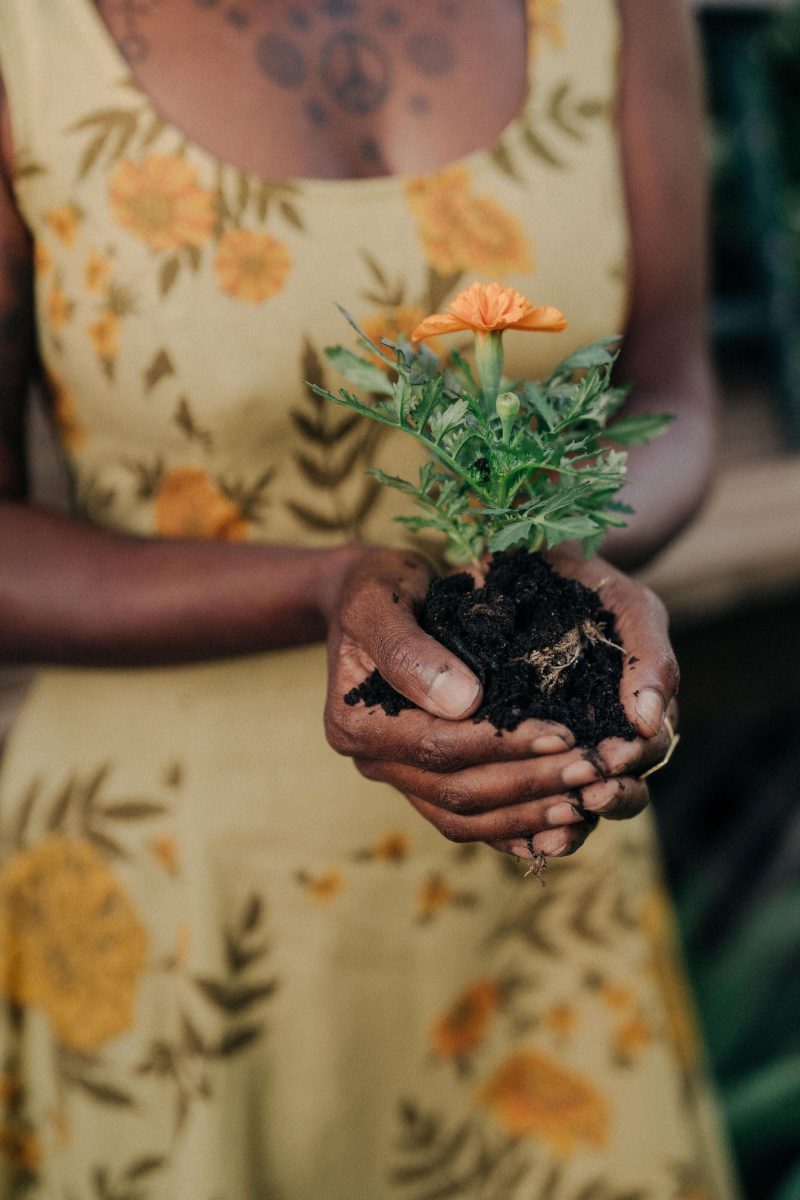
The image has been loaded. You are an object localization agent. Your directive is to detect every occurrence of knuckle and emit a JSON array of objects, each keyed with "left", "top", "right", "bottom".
[
  {"left": 433, "top": 812, "right": 470, "bottom": 843},
  {"left": 434, "top": 778, "right": 470, "bottom": 814},
  {"left": 323, "top": 708, "right": 354, "bottom": 757},
  {"left": 415, "top": 731, "right": 460, "bottom": 774}
]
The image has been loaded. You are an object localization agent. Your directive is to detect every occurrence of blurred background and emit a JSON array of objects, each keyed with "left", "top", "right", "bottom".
[
  {"left": 641, "top": 3, "right": 800, "bottom": 1198},
  {"left": 1, "top": 2, "right": 798, "bottom": 1196}
]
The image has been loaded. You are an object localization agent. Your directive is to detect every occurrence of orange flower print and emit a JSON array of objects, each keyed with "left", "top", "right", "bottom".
[
  {"left": 0, "top": 836, "right": 148, "bottom": 1051},
  {"left": 431, "top": 980, "right": 501, "bottom": 1059},
  {"left": 48, "top": 378, "right": 85, "bottom": 453},
  {"left": 642, "top": 886, "right": 701, "bottom": 1072},
  {"left": 417, "top": 872, "right": 454, "bottom": 919},
  {"left": 406, "top": 165, "right": 532, "bottom": 278},
  {"left": 598, "top": 981, "right": 635, "bottom": 1012},
  {"left": 0, "top": 1125, "right": 41, "bottom": 1172},
  {"left": 412, "top": 281, "right": 566, "bottom": 342},
  {"left": 613, "top": 1012, "right": 653, "bottom": 1062},
  {"left": 154, "top": 467, "right": 248, "bottom": 541},
  {"left": 527, "top": 0, "right": 564, "bottom": 55},
  {"left": 88, "top": 310, "right": 121, "bottom": 359},
  {"left": 214, "top": 229, "right": 291, "bottom": 303},
  {"left": 85, "top": 248, "right": 111, "bottom": 294},
  {"left": 45, "top": 282, "right": 74, "bottom": 332},
  {"left": 45, "top": 203, "right": 80, "bottom": 247},
  {"left": 372, "top": 831, "right": 411, "bottom": 863},
  {"left": 359, "top": 305, "right": 438, "bottom": 367},
  {"left": 480, "top": 1049, "right": 609, "bottom": 1156},
  {"left": 110, "top": 154, "right": 215, "bottom": 252},
  {"left": 541, "top": 1002, "right": 578, "bottom": 1041},
  {"left": 301, "top": 869, "right": 345, "bottom": 904},
  {"left": 34, "top": 241, "right": 53, "bottom": 276},
  {"left": 150, "top": 834, "right": 180, "bottom": 875}
]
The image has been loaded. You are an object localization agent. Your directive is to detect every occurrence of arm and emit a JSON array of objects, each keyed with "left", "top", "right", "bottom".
[
  {"left": 604, "top": 0, "right": 717, "bottom": 570},
  {"left": 0, "top": 79, "right": 365, "bottom": 667}
]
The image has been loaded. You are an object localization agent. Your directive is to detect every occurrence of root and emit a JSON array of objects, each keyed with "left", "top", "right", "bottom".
[
  {"left": 523, "top": 619, "right": 623, "bottom": 694},
  {"left": 523, "top": 852, "right": 547, "bottom": 884}
]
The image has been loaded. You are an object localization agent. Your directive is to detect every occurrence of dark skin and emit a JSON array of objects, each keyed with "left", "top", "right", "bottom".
[{"left": 0, "top": 0, "right": 705, "bottom": 862}]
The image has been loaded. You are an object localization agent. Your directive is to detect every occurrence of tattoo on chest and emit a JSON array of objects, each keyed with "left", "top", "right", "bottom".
[{"left": 100, "top": 0, "right": 463, "bottom": 166}]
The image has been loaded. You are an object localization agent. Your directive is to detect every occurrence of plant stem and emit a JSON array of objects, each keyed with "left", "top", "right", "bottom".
[{"left": 475, "top": 331, "right": 504, "bottom": 412}]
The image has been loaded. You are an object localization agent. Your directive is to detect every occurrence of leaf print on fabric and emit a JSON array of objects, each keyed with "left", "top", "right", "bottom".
[
  {"left": 88, "top": 310, "right": 121, "bottom": 359},
  {"left": 288, "top": 339, "right": 384, "bottom": 536},
  {"left": 47, "top": 375, "right": 86, "bottom": 453},
  {"left": 0, "top": 1056, "right": 41, "bottom": 1189},
  {"left": 480, "top": 1050, "right": 609, "bottom": 1156},
  {"left": 45, "top": 203, "right": 82, "bottom": 246},
  {"left": 213, "top": 229, "right": 291, "bottom": 304},
  {"left": 154, "top": 467, "right": 248, "bottom": 540},
  {"left": 67, "top": 100, "right": 166, "bottom": 183},
  {"left": 493, "top": 80, "right": 611, "bottom": 180},
  {"left": 109, "top": 154, "right": 215, "bottom": 252},
  {"left": 406, "top": 165, "right": 533, "bottom": 279},
  {"left": 0, "top": 837, "right": 148, "bottom": 1051}
]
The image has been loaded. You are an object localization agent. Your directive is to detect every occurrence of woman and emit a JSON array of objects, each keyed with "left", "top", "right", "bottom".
[{"left": 0, "top": 0, "right": 736, "bottom": 1196}]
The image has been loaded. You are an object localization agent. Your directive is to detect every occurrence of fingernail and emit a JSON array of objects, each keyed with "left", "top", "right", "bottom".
[
  {"left": 634, "top": 688, "right": 665, "bottom": 737},
  {"left": 429, "top": 669, "right": 481, "bottom": 719},
  {"left": 532, "top": 734, "right": 571, "bottom": 754},
  {"left": 533, "top": 830, "right": 572, "bottom": 856},
  {"left": 508, "top": 840, "right": 535, "bottom": 860},
  {"left": 546, "top": 802, "right": 583, "bottom": 826},
  {"left": 562, "top": 760, "right": 600, "bottom": 787}
]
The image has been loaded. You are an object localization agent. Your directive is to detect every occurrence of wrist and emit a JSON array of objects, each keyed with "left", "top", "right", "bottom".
[{"left": 313, "top": 542, "right": 374, "bottom": 629}]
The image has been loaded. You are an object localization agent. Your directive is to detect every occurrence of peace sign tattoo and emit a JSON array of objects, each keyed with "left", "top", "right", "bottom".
[{"left": 320, "top": 30, "right": 391, "bottom": 115}]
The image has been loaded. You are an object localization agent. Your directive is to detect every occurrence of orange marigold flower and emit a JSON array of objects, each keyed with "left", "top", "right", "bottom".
[
  {"left": 45, "top": 282, "right": 74, "bottom": 332},
  {"left": 88, "top": 310, "right": 121, "bottom": 358},
  {"left": 527, "top": 0, "right": 565, "bottom": 54},
  {"left": 480, "top": 1049, "right": 609, "bottom": 1156},
  {"left": 150, "top": 834, "right": 180, "bottom": 875},
  {"left": 154, "top": 467, "right": 248, "bottom": 541},
  {"left": 0, "top": 836, "right": 148, "bottom": 1051},
  {"left": 406, "top": 166, "right": 532, "bottom": 277},
  {"left": 109, "top": 154, "right": 215, "bottom": 252},
  {"left": 305, "top": 869, "right": 345, "bottom": 904},
  {"left": 372, "top": 831, "right": 411, "bottom": 863},
  {"left": 214, "top": 228, "right": 291, "bottom": 303},
  {"left": 614, "top": 1012, "right": 653, "bottom": 1061},
  {"left": 431, "top": 979, "right": 501, "bottom": 1059},
  {"left": 412, "top": 281, "right": 566, "bottom": 343},
  {"left": 45, "top": 204, "right": 80, "bottom": 246},
  {"left": 85, "top": 248, "right": 111, "bottom": 294},
  {"left": 598, "top": 981, "right": 635, "bottom": 1012}
]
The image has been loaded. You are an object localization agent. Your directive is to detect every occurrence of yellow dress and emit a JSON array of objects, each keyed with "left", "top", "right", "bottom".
[{"left": 0, "top": 2, "right": 740, "bottom": 1196}]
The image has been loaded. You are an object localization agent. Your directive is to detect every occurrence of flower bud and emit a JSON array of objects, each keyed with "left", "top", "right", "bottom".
[{"left": 495, "top": 392, "right": 520, "bottom": 421}]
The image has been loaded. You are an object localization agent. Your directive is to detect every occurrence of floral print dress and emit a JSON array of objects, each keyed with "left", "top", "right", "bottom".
[{"left": 0, "top": 1, "right": 740, "bottom": 1197}]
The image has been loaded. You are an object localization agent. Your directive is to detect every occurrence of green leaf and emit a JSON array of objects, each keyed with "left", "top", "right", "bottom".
[
  {"left": 428, "top": 398, "right": 469, "bottom": 444},
  {"left": 549, "top": 338, "right": 620, "bottom": 377},
  {"left": 324, "top": 346, "right": 394, "bottom": 396},
  {"left": 368, "top": 468, "right": 420, "bottom": 495},
  {"left": 522, "top": 382, "right": 559, "bottom": 430},
  {"left": 489, "top": 520, "right": 536, "bottom": 551},
  {"left": 605, "top": 412, "right": 674, "bottom": 444}
]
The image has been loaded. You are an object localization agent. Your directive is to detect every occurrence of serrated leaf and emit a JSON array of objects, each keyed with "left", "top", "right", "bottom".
[
  {"left": 489, "top": 520, "right": 535, "bottom": 552},
  {"left": 368, "top": 468, "right": 419, "bottom": 495},
  {"left": 428, "top": 398, "right": 469, "bottom": 443},
  {"left": 605, "top": 412, "right": 674, "bottom": 444},
  {"left": 550, "top": 339, "right": 619, "bottom": 376},
  {"left": 324, "top": 346, "right": 393, "bottom": 396}
]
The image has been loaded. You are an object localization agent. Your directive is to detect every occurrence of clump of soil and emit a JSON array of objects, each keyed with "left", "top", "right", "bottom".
[{"left": 345, "top": 550, "right": 636, "bottom": 747}]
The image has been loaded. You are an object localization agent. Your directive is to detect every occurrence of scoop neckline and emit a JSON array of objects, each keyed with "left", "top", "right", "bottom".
[{"left": 78, "top": 0, "right": 535, "bottom": 195}]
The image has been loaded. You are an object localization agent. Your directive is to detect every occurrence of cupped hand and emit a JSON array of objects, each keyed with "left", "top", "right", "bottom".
[{"left": 324, "top": 547, "right": 614, "bottom": 863}]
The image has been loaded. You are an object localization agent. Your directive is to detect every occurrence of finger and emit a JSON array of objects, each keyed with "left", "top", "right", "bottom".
[
  {"left": 355, "top": 746, "right": 604, "bottom": 814},
  {"left": 403, "top": 790, "right": 592, "bottom": 845},
  {"left": 571, "top": 775, "right": 650, "bottom": 820},
  {"left": 325, "top": 700, "right": 575, "bottom": 770},
  {"left": 594, "top": 719, "right": 672, "bottom": 778},
  {"left": 491, "top": 820, "right": 595, "bottom": 861},
  {"left": 341, "top": 560, "right": 483, "bottom": 721}
]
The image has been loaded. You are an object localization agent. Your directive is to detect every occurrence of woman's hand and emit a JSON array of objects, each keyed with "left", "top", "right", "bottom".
[{"left": 323, "top": 548, "right": 678, "bottom": 864}]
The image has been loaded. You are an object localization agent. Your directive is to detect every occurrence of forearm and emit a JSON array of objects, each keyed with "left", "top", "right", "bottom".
[
  {"left": 602, "top": 355, "right": 719, "bottom": 570},
  {"left": 0, "top": 502, "right": 365, "bottom": 666}
]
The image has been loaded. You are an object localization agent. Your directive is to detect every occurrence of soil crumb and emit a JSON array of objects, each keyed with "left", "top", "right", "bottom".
[{"left": 345, "top": 550, "right": 636, "bottom": 747}]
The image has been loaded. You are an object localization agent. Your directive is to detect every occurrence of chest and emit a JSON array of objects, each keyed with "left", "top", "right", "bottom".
[{"left": 93, "top": 0, "right": 530, "bottom": 180}]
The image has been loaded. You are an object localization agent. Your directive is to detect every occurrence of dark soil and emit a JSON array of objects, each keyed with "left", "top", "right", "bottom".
[{"left": 345, "top": 550, "right": 636, "bottom": 747}]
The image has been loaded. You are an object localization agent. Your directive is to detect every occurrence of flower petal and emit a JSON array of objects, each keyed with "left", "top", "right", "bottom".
[
  {"left": 513, "top": 305, "right": 568, "bottom": 332},
  {"left": 411, "top": 312, "right": 468, "bottom": 342}
]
